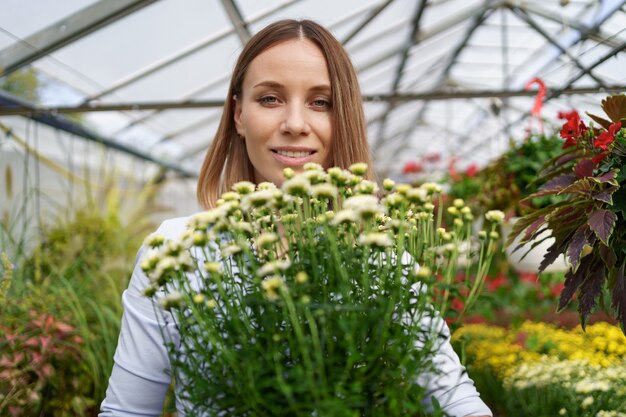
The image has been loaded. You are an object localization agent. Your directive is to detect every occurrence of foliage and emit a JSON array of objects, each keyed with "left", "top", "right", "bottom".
[
  {"left": 508, "top": 95, "right": 626, "bottom": 332},
  {"left": 142, "top": 163, "right": 501, "bottom": 417},
  {"left": 446, "top": 134, "right": 565, "bottom": 217},
  {"left": 0, "top": 68, "right": 39, "bottom": 101},
  {"left": 0, "top": 175, "right": 165, "bottom": 416},
  {"left": 452, "top": 321, "right": 626, "bottom": 417}
]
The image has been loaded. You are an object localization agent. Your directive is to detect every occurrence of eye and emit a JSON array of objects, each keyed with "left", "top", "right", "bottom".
[
  {"left": 258, "top": 96, "right": 279, "bottom": 105},
  {"left": 311, "top": 98, "right": 331, "bottom": 109}
]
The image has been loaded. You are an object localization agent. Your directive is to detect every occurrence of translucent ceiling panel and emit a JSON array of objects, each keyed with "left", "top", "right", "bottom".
[
  {"left": 38, "top": 0, "right": 230, "bottom": 98},
  {"left": 110, "top": 34, "right": 240, "bottom": 102},
  {"left": 0, "top": 0, "right": 100, "bottom": 44}
]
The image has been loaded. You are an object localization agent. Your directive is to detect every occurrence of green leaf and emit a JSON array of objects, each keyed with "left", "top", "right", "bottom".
[{"left": 587, "top": 209, "right": 616, "bottom": 245}]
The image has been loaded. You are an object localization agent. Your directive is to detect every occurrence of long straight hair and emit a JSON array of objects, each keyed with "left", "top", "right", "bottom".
[{"left": 197, "top": 19, "right": 374, "bottom": 209}]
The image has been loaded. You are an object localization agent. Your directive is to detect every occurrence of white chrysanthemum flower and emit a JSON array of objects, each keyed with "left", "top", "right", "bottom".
[
  {"left": 355, "top": 180, "right": 379, "bottom": 195},
  {"left": 221, "top": 191, "right": 240, "bottom": 201},
  {"left": 358, "top": 232, "right": 392, "bottom": 248},
  {"left": 296, "top": 271, "right": 308, "bottom": 283},
  {"left": 302, "top": 169, "right": 328, "bottom": 184},
  {"left": 582, "top": 396, "right": 594, "bottom": 408},
  {"left": 304, "top": 162, "right": 323, "bottom": 171},
  {"left": 241, "top": 189, "right": 277, "bottom": 211},
  {"left": 257, "top": 182, "right": 277, "bottom": 190},
  {"left": 158, "top": 291, "right": 183, "bottom": 310},
  {"left": 382, "top": 178, "right": 395, "bottom": 191},
  {"left": 232, "top": 221, "right": 253, "bottom": 235},
  {"left": 327, "top": 167, "right": 351, "bottom": 185},
  {"left": 331, "top": 209, "right": 360, "bottom": 225},
  {"left": 405, "top": 187, "right": 428, "bottom": 203},
  {"left": 232, "top": 181, "right": 255, "bottom": 194},
  {"left": 447, "top": 206, "right": 459, "bottom": 216},
  {"left": 143, "top": 233, "right": 165, "bottom": 248},
  {"left": 257, "top": 259, "right": 291, "bottom": 277},
  {"left": 206, "top": 299, "right": 218, "bottom": 309},
  {"left": 420, "top": 182, "right": 442, "bottom": 194},
  {"left": 188, "top": 208, "right": 227, "bottom": 230},
  {"left": 204, "top": 261, "right": 222, "bottom": 274},
  {"left": 193, "top": 293, "right": 205, "bottom": 304},
  {"left": 282, "top": 176, "right": 311, "bottom": 196},
  {"left": 344, "top": 194, "right": 380, "bottom": 211},
  {"left": 382, "top": 192, "right": 405, "bottom": 209},
  {"left": 453, "top": 198, "right": 465, "bottom": 208},
  {"left": 261, "top": 276, "right": 286, "bottom": 301},
  {"left": 140, "top": 249, "right": 161, "bottom": 272},
  {"left": 221, "top": 244, "right": 242, "bottom": 258},
  {"left": 311, "top": 183, "right": 338, "bottom": 199},
  {"left": 485, "top": 209, "right": 505, "bottom": 223},
  {"left": 343, "top": 194, "right": 385, "bottom": 220},
  {"left": 255, "top": 232, "right": 278, "bottom": 249},
  {"left": 283, "top": 167, "right": 295, "bottom": 179},
  {"left": 348, "top": 162, "right": 368, "bottom": 175}
]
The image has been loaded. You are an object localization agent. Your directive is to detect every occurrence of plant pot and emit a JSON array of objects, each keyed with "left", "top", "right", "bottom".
[{"left": 502, "top": 217, "right": 569, "bottom": 274}]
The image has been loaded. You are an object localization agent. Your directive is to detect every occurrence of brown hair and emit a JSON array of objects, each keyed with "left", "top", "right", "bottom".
[{"left": 197, "top": 19, "right": 374, "bottom": 208}]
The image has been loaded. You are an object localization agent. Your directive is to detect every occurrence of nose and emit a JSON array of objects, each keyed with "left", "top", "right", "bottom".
[{"left": 281, "top": 103, "right": 310, "bottom": 136}]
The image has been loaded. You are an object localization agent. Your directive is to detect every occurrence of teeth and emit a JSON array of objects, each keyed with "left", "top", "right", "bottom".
[{"left": 275, "top": 150, "right": 313, "bottom": 158}]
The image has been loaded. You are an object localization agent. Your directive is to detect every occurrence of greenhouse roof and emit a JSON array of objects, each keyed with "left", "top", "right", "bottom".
[{"left": 1, "top": 0, "right": 625, "bottom": 181}]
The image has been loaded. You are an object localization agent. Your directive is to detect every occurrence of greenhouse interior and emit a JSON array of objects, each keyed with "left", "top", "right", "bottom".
[{"left": 1, "top": 0, "right": 626, "bottom": 416}]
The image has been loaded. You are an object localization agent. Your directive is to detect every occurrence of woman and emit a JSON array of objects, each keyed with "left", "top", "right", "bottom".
[{"left": 100, "top": 19, "right": 492, "bottom": 417}]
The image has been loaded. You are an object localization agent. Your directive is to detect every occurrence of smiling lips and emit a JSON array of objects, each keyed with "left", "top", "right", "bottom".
[{"left": 271, "top": 147, "right": 317, "bottom": 165}]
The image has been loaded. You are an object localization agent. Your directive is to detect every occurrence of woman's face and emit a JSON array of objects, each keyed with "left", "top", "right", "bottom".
[{"left": 234, "top": 39, "right": 333, "bottom": 186}]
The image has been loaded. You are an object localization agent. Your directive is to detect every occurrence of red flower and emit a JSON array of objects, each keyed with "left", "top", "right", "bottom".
[
  {"left": 557, "top": 110, "right": 579, "bottom": 120},
  {"left": 486, "top": 273, "right": 507, "bottom": 292},
  {"left": 593, "top": 121, "right": 621, "bottom": 151},
  {"left": 519, "top": 271, "right": 539, "bottom": 286},
  {"left": 402, "top": 161, "right": 423, "bottom": 174},
  {"left": 559, "top": 111, "right": 587, "bottom": 147},
  {"left": 592, "top": 152, "right": 609, "bottom": 164},
  {"left": 465, "top": 163, "right": 479, "bottom": 177}
]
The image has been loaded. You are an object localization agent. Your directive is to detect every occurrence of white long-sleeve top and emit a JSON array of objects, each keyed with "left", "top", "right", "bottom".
[{"left": 100, "top": 216, "right": 492, "bottom": 417}]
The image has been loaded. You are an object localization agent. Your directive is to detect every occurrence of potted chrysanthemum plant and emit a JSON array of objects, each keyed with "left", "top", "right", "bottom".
[
  {"left": 507, "top": 94, "right": 626, "bottom": 332},
  {"left": 141, "top": 163, "right": 501, "bottom": 417}
]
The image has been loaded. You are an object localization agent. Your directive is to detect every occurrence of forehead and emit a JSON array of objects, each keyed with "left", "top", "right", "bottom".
[{"left": 243, "top": 39, "right": 330, "bottom": 86}]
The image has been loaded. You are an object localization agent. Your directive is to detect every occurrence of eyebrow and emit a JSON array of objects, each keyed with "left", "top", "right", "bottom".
[{"left": 252, "top": 80, "right": 331, "bottom": 92}]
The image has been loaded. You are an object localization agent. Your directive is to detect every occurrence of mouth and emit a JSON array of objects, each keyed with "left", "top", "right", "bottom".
[{"left": 270, "top": 147, "right": 317, "bottom": 166}]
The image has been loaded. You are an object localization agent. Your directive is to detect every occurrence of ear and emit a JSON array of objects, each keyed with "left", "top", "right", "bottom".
[{"left": 233, "top": 95, "right": 244, "bottom": 137}]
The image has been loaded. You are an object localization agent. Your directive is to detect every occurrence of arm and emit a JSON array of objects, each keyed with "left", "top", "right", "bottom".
[
  {"left": 100, "top": 218, "right": 189, "bottom": 417},
  {"left": 99, "top": 245, "right": 177, "bottom": 416},
  {"left": 416, "top": 317, "right": 492, "bottom": 417}
]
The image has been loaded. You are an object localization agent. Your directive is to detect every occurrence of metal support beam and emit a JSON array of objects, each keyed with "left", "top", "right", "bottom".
[
  {"left": 375, "top": 2, "right": 498, "bottom": 153},
  {"left": 374, "top": 0, "right": 428, "bottom": 148},
  {"left": 80, "top": 0, "right": 301, "bottom": 103},
  {"left": 3, "top": 85, "right": 626, "bottom": 116},
  {"left": 220, "top": 0, "right": 251, "bottom": 45},
  {"left": 0, "top": 0, "right": 158, "bottom": 76},
  {"left": 511, "top": 0, "right": 625, "bottom": 49},
  {"left": 343, "top": 0, "right": 395, "bottom": 45},
  {"left": 0, "top": 90, "right": 196, "bottom": 177},
  {"left": 510, "top": 6, "right": 608, "bottom": 88}
]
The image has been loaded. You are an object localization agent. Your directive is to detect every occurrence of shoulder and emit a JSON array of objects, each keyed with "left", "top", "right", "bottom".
[{"left": 154, "top": 215, "right": 193, "bottom": 240}]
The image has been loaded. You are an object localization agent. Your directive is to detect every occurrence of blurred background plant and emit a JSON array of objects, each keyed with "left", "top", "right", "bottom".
[
  {"left": 452, "top": 321, "right": 626, "bottom": 417},
  {"left": 0, "top": 170, "right": 168, "bottom": 416},
  {"left": 445, "top": 131, "right": 565, "bottom": 219}
]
